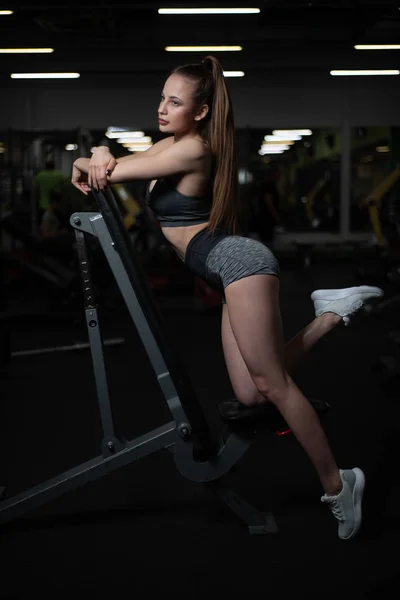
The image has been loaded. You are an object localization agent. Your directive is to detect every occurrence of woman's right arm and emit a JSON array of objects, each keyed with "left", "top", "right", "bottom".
[{"left": 88, "top": 136, "right": 174, "bottom": 189}]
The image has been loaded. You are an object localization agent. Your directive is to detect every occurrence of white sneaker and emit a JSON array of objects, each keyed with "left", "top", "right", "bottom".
[
  {"left": 321, "top": 468, "right": 365, "bottom": 540},
  {"left": 311, "top": 285, "right": 384, "bottom": 325}
]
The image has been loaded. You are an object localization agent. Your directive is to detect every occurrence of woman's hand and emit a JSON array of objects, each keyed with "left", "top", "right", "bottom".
[
  {"left": 89, "top": 146, "right": 117, "bottom": 190},
  {"left": 71, "top": 163, "right": 91, "bottom": 195}
]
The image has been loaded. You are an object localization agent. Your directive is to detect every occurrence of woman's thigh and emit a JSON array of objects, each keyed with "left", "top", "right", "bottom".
[
  {"left": 224, "top": 273, "right": 288, "bottom": 396},
  {"left": 221, "top": 304, "right": 265, "bottom": 406}
]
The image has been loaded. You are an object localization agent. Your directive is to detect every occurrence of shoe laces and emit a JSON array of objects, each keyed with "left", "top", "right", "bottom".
[
  {"left": 352, "top": 300, "right": 364, "bottom": 312},
  {"left": 343, "top": 299, "right": 364, "bottom": 326},
  {"left": 322, "top": 496, "right": 345, "bottom": 522}
]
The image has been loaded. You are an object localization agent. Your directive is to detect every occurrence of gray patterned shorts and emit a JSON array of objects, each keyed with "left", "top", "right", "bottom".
[{"left": 184, "top": 229, "right": 280, "bottom": 303}]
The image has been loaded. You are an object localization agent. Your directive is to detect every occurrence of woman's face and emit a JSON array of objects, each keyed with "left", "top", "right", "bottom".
[{"left": 158, "top": 74, "right": 204, "bottom": 135}]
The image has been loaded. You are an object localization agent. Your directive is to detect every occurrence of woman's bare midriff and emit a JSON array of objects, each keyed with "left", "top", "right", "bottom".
[
  {"left": 160, "top": 222, "right": 210, "bottom": 262},
  {"left": 148, "top": 159, "right": 212, "bottom": 261}
]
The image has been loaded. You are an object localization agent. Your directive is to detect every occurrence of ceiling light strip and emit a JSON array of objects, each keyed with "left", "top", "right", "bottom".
[
  {"left": 0, "top": 48, "right": 54, "bottom": 53},
  {"left": 10, "top": 72, "right": 80, "bottom": 79},
  {"left": 223, "top": 71, "right": 245, "bottom": 77},
  {"left": 106, "top": 130, "right": 145, "bottom": 138},
  {"left": 330, "top": 69, "right": 399, "bottom": 76},
  {"left": 165, "top": 45, "right": 242, "bottom": 52},
  {"left": 159, "top": 8, "right": 260, "bottom": 14},
  {"left": 272, "top": 129, "right": 312, "bottom": 136},
  {"left": 354, "top": 45, "right": 400, "bottom": 50}
]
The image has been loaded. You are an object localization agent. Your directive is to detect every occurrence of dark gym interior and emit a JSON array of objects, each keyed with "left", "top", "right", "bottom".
[{"left": 1, "top": 1, "right": 400, "bottom": 597}]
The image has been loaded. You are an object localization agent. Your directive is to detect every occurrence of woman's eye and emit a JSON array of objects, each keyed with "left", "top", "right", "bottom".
[{"left": 171, "top": 100, "right": 179, "bottom": 106}]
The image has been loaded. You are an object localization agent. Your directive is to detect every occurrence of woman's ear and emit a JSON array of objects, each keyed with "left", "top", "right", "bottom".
[{"left": 194, "top": 104, "right": 209, "bottom": 122}]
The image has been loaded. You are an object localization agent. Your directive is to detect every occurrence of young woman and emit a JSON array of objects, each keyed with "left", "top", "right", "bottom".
[{"left": 72, "top": 55, "right": 383, "bottom": 540}]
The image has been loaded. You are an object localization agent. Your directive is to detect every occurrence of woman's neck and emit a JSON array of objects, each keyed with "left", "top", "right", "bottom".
[{"left": 174, "top": 129, "right": 203, "bottom": 144}]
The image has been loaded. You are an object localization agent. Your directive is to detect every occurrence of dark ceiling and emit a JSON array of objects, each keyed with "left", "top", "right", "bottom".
[{"left": 1, "top": 1, "right": 400, "bottom": 78}]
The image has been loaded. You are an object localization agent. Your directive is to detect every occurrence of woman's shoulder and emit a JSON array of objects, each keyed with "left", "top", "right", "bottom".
[
  {"left": 152, "top": 136, "right": 175, "bottom": 152},
  {"left": 174, "top": 137, "right": 210, "bottom": 160}
]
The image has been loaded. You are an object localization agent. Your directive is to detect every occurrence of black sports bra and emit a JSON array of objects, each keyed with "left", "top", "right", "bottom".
[{"left": 146, "top": 178, "right": 211, "bottom": 227}]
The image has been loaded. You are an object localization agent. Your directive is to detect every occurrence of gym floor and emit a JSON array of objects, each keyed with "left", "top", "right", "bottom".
[{"left": 1, "top": 256, "right": 399, "bottom": 598}]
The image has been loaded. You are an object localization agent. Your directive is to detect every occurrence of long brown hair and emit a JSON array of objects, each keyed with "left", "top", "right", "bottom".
[{"left": 171, "top": 56, "right": 240, "bottom": 234}]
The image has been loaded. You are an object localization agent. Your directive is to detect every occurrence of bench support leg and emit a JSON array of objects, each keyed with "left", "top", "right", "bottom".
[{"left": 205, "top": 479, "right": 278, "bottom": 534}]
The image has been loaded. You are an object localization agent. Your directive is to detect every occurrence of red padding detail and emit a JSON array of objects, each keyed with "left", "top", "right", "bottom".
[{"left": 276, "top": 428, "right": 292, "bottom": 437}]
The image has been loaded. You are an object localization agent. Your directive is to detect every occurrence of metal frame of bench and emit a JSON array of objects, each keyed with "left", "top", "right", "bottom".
[{"left": 0, "top": 186, "right": 278, "bottom": 534}]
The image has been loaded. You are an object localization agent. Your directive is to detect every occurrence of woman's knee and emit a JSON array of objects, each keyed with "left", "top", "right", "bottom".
[
  {"left": 252, "top": 372, "right": 291, "bottom": 406},
  {"left": 235, "top": 388, "right": 267, "bottom": 407}
]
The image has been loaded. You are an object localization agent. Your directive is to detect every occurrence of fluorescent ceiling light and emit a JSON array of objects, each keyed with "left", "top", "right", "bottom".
[
  {"left": 159, "top": 8, "right": 260, "bottom": 14},
  {"left": 259, "top": 148, "right": 285, "bottom": 155},
  {"left": 223, "top": 71, "right": 245, "bottom": 77},
  {"left": 330, "top": 69, "right": 399, "bottom": 76},
  {"left": 106, "top": 130, "right": 145, "bottom": 138},
  {"left": 0, "top": 48, "right": 54, "bottom": 53},
  {"left": 118, "top": 135, "right": 151, "bottom": 143},
  {"left": 127, "top": 145, "right": 152, "bottom": 152},
  {"left": 130, "top": 135, "right": 153, "bottom": 144},
  {"left": 355, "top": 45, "right": 400, "bottom": 50},
  {"left": 165, "top": 45, "right": 242, "bottom": 52},
  {"left": 10, "top": 72, "right": 80, "bottom": 79},
  {"left": 376, "top": 146, "right": 390, "bottom": 152},
  {"left": 0, "top": 10, "right": 13, "bottom": 15},
  {"left": 265, "top": 134, "right": 301, "bottom": 142},
  {"left": 118, "top": 136, "right": 152, "bottom": 144},
  {"left": 261, "top": 144, "right": 290, "bottom": 151},
  {"left": 272, "top": 129, "right": 312, "bottom": 136},
  {"left": 263, "top": 139, "right": 294, "bottom": 145}
]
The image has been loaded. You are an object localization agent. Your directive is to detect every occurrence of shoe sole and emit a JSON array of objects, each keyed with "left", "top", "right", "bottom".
[
  {"left": 342, "top": 467, "right": 366, "bottom": 540},
  {"left": 311, "top": 286, "right": 384, "bottom": 301}
]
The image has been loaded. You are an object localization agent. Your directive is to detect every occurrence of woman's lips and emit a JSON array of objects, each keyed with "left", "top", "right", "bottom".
[{"left": 158, "top": 119, "right": 168, "bottom": 125}]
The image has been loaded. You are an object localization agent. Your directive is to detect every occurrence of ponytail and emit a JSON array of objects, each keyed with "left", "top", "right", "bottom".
[
  {"left": 201, "top": 56, "right": 240, "bottom": 235},
  {"left": 172, "top": 56, "right": 241, "bottom": 235}
]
